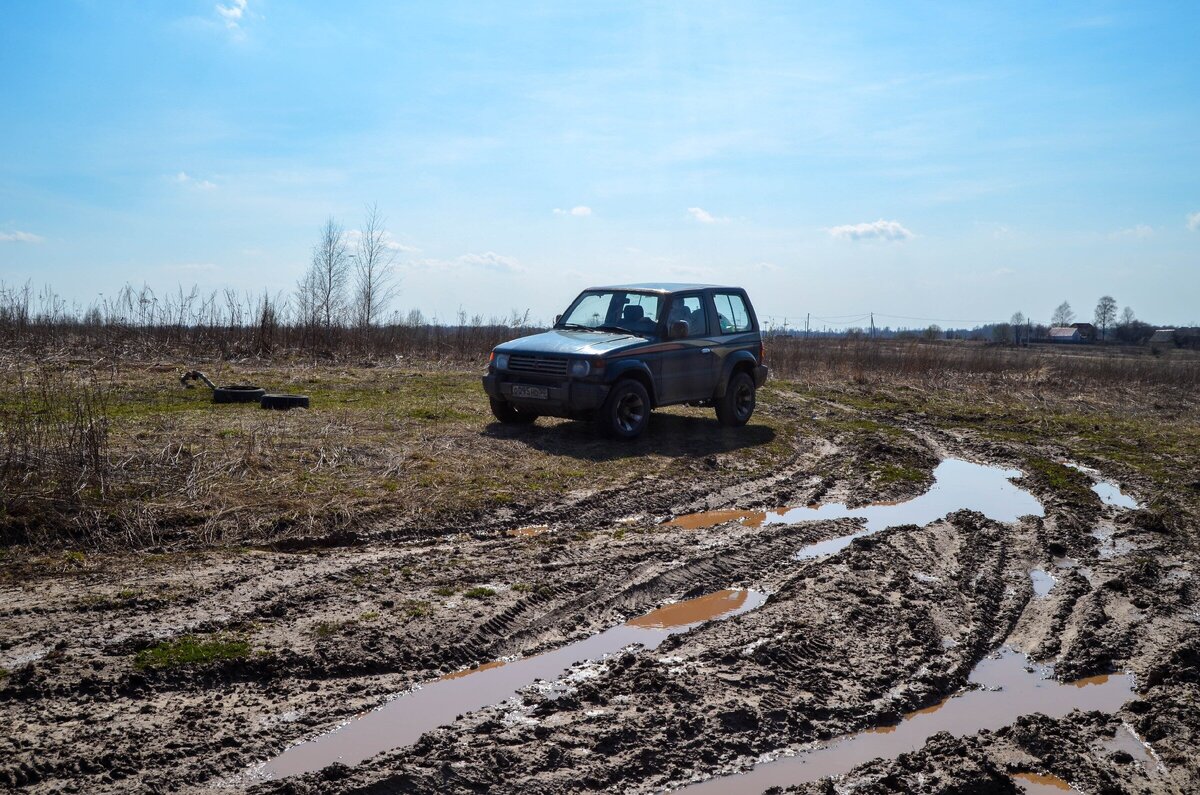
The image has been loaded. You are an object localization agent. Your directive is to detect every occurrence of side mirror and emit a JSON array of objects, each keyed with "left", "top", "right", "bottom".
[
  {"left": 669, "top": 320, "right": 690, "bottom": 340},
  {"left": 554, "top": 314, "right": 562, "bottom": 325}
]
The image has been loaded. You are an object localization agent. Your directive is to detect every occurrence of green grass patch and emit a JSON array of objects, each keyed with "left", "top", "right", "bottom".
[
  {"left": 1025, "top": 457, "right": 1093, "bottom": 497},
  {"left": 134, "top": 635, "right": 249, "bottom": 670},
  {"left": 463, "top": 586, "right": 496, "bottom": 600},
  {"left": 398, "top": 599, "right": 431, "bottom": 618},
  {"left": 433, "top": 585, "right": 456, "bottom": 597},
  {"left": 872, "top": 463, "right": 928, "bottom": 484}
]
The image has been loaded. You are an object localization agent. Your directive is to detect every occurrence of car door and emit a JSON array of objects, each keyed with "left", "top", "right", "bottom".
[
  {"left": 709, "top": 290, "right": 756, "bottom": 389},
  {"left": 658, "top": 293, "right": 717, "bottom": 403}
]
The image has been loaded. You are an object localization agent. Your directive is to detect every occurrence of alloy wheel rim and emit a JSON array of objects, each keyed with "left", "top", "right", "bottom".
[
  {"left": 616, "top": 393, "right": 645, "bottom": 433},
  {"left": 735, "top": 384, "right": 754, "bottom": 418}
]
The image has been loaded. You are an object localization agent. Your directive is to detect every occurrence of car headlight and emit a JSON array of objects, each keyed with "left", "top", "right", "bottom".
[
  {"left": 494, "top": 353, "right": 509, "bottom": 370},
  {"left": 569, "top": 359, "right": 591, "bottom": 378}
]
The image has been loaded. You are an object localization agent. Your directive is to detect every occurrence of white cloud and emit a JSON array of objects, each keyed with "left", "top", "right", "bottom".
[
  {"left": 687, "top": 207, "right": 728, "bottom": 224},
  {"left": 215, "top": 0, "right": 248, "bottom": 31},
  {"left": 0, "top": 230, "right": 44, "bottom": 243},
  {"left": 1188, "top": 211, "right": 1200, "bottom": 231},
  {"left": 553, "top": 206, "right": 592, "bottom": 217},
  {"left": 175, "top": 171, "right": 216, "bottom": 190},
  {"left": 828, "top": 219, "right": 913, "bottom": 241},
  {"left": 458, "top": 251, "right": 522, "bottom": 272},
  {"left": 1110, "top": 224, "right": 1153, "bottom": 239},
  {"left": 345, "top": 229, "right": 419, "bottom": 253}
]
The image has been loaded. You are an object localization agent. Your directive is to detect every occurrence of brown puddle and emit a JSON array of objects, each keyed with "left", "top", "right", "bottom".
[
  {"left": 508, "top": 524, "right": 551, "bottom": 538},
  {"left": 628, "top": 590, "right": 752, "bottom": 628},
  {"left": 666, "top": 460, "right": 1044, "bottom": 562},
  {"left": 667, "top": 510, "right": 767, "bottom": 530},
  {"left": 677, "top": 647, "right": 1133, "bottom": 793},
  {"left": 252, "top": 588, "right": 767, "bottom": 781},
  {"left": 1011, "top": 771, "right": 1079, "bottom": 794}
]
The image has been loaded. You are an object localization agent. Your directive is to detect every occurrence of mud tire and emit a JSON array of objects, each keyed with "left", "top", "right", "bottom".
[
  {"left": 596, "top": 379, "right": 651, "bottom": 439},
  {"left": 490, "top": 398, "right": 538, "bottom": 424},
  {"left": 260, "top": 393, "right": 310, "bottom": 410},
  {"left": 715, "top": 371, "right": 755, "bottom": 426},
  {"left": 212, "top": 385, "right": 266, "bottom": 404}
]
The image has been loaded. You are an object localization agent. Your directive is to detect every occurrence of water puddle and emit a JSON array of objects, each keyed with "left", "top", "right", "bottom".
[
  {"left": 676, "top": 647, "right": 1133, "bottom": 794},
  {"left": 1030, "top": 568, "right": 1056, "bottom": 598},
  {"left": 1064, "top": 462, "right": 1142, "bottom": 509},
  {"left": 1012, "top": 771, "right": 1079, "bottom": 794},
  {"left": 667, "top": 460, "right": 1043, "bottom": 561},
  {"left": 1091, "top": 482, "right": 1141, "bottom": 510},
  {"left": 667, "top": 509, "right": 767, "bottom": 530},
  {"left": 1102, "top": 723, "right": 1162, "bottom": 775},
  {"left": 508, "top": 524, "right": 551, "bottom": 538},
  {"left": 252, "top": 589, "right": 767, "bottom": 781}
]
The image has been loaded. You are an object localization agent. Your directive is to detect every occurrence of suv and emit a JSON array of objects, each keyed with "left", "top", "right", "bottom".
[{"left": 482, "top": 283, "right": 768, "bottom": 438}]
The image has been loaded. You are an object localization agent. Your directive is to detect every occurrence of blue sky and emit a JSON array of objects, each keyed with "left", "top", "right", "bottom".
[{"left": 1, "top": 1, "right": 1198, "bottom": 327}]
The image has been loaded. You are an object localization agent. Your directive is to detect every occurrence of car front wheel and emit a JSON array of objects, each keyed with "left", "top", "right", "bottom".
[
  {"left": 490, "top": 398, "right": 538, "bottom": 424},
  {"left": 715, "top": 371, "right": 756, "bottom": 426},
  {"left": 597, "top": 379, "right": 650, "bottom": 439}
]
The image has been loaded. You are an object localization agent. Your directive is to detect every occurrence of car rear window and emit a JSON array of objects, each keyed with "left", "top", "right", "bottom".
[{"left": 714, "top": 293, "right": 752, "bottom": 333}]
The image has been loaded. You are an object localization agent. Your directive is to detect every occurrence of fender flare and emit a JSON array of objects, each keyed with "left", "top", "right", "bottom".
[
  {"left": 605, "top": 360, "right": 658, "bottom": 406},
  {"left": 714, "top": 350, "right": 758, "bottom": 398}
]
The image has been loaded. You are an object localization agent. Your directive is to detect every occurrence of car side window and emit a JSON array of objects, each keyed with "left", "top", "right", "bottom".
[
  {"left": 714, "top": 293, "right": 752, "bottom": 334},
  {"left": 666, "top": 295, "right": 708, "bottom": 337}
]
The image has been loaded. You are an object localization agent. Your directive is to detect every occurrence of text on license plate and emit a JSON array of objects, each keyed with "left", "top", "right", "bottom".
[{"left": 511, "top": 384, "right": 549, "bottom": 400}]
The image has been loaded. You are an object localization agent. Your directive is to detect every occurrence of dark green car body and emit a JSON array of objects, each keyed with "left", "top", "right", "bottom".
[{"left": 482, "top": 283, "right": 768, "bottom": 435}]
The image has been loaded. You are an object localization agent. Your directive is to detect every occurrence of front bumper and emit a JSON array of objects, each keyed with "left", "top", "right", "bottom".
[{"left": 482, "top": 373, "right": 610, "bottom": 417}]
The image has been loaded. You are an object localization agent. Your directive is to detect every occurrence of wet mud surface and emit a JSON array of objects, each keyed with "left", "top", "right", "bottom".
[{"left": 2, "top": 386, "right": 1199, "bottom": 794}]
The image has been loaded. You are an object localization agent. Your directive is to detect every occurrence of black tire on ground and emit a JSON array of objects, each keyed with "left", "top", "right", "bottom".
[
  {"left": 260, "top": 393, "right": 311, "bottom": 410},
  {"left": 489, "top": 398, "right": 538, "bottom": 424},
  {"left": 596, "top": 378, "right": 651, "bottom": 439},
  {"left": 715, "top": 371, "right": 756, "bottom": 426},
  {"left": 212, "top": 385, "right": 266, "bottom": 404}
]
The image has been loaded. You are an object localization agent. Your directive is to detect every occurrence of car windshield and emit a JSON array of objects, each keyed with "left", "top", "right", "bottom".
[{"left": 557, "top": 291, "right": 661, "bottom": 336}]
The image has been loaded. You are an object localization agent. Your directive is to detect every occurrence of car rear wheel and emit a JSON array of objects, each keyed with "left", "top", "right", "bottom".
[
  {"left": 490, "top": 398, "right": 538, "bottom": 424},
  {"left": 715, "top": 371, "right": 756, "bottom": 426},
  {"left": 597, "top": 379, "right": 650, "bottom": 439}
]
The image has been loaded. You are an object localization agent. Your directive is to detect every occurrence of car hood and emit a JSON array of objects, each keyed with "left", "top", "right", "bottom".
[{"left": 496, "top": 329, "right": 649, "bottom": 357}]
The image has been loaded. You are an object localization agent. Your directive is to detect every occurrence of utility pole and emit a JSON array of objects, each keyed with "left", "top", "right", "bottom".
[
  {"left": 805, "top": 313, "right": 810, "bottom": 340},
  {"left": 870, "top": 312, "right": 876, "bottom": 340}
]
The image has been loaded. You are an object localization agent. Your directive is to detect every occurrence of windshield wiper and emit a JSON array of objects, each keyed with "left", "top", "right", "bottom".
[
  {"left": 558, "top": 322, "right": 604, "bottom": 332},
  {"left": 596, "top": 324, "right": 646, "bottom": 337}
]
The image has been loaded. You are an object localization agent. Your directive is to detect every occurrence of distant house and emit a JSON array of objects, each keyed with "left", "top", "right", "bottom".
[
  {"left": 1070, "top": 322, "right": 1098, "bottom": 341},
  {"left": 1149, "top": 328, "right": 1176, "bottom": 345},
  {"left": 1048, "top": 327, "right": 1084, "bottom": 343},
  {"left": 1151, "top": 328, "right": 1200, "bottom": 349}
]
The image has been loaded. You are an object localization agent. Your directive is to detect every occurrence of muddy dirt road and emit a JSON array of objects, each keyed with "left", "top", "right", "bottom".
[{"left": 2, "top": 381, "right": 1198, "bottom": 794}]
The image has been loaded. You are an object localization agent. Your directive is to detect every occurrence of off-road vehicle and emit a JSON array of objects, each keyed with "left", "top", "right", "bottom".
[{"left": 482, "top": 283, "right": 768, "bottom": 438}]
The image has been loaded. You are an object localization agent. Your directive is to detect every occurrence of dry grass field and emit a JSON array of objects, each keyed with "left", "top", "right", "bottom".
[{"left": 2, "top": 339, "right": 1199, "bottom": 794}]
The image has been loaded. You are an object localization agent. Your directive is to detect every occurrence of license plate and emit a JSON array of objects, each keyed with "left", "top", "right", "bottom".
[{"left": 511, "top": 384, "right": 549, "bottom": 400}]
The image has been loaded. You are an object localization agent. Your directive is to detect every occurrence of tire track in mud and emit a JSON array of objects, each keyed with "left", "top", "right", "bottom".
[{"left": 244, "top": 511, "right": 1033, "bottom": 795}]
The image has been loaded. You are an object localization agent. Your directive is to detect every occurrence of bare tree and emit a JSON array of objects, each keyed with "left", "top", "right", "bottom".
[
  {"left": 306, "top": 217, "right": 350, "bottom": 334},
  {"left": 1051, "top": 301, "right": 1074, "bottom": 327},
  {"left": 1120, "top": 306, "right": 1136, "bottom": 328},
  {"left": 352, "top": 204, "right": 399, "bottom": 331},
  {"left": 1011, "top": 311, "right": 1025, "bottom": 345},
  {"left": 1094, "top": 295, "right": 1117, "bottom": 341}
]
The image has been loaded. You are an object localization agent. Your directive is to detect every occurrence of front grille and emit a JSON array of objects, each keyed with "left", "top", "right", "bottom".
[{"left": 508, "top": 354, "right": 569, "bottom": 376}]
